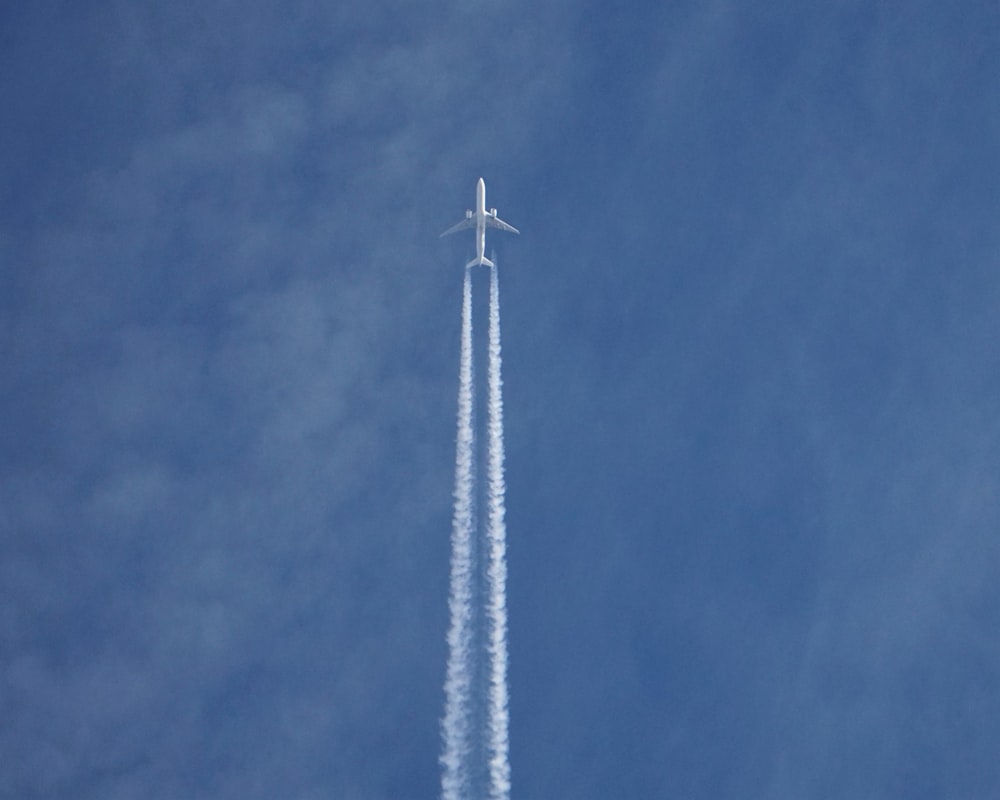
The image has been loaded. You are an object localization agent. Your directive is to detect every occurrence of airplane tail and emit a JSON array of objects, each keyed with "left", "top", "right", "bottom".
[{"left": 466, "top": 255, "right": 495, "bottom": 269}]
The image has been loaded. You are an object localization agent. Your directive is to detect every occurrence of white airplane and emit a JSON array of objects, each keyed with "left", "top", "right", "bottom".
[{"left": 440, "top": 177, "right": 519, "bottom": 268}]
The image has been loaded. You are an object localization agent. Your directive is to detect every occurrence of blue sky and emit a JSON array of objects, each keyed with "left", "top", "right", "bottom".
[{"left": 3, "top": 2, "right": 1000, "bottom": 798}]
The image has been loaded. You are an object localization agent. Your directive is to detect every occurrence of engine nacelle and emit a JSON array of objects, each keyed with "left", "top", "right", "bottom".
[
  {"left": 466, "top": 209, "right": 473, "bottom": 219},
  {"left": 490, "top": 208, "right": 498, "bottom": 217}
]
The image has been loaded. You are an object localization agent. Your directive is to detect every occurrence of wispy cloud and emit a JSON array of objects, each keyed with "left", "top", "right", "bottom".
[{"left": 1, "top": 2, "right": 576, "bottom": 797}]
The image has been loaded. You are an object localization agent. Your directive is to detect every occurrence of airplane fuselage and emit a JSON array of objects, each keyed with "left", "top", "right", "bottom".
[{"left": 474, "top": 177, "right": 489, "bottom": 268}]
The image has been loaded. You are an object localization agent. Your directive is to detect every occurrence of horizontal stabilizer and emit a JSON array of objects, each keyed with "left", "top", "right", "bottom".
[{"left": 466, "top": 255, "right": 495, "bottom": 269}]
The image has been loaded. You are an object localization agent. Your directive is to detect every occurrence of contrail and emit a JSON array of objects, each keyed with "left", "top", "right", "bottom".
[
  {"left": 485, "top": 260, "right": 511, "bottom": 800},
  {"left": 441, "top": 269, "right": 476, "bottom": 800}
]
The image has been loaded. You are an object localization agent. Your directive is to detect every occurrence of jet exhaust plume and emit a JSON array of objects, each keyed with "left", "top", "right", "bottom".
[
  {"left": 485, "top": 260, "right": 511, "bottom": 800},
  {"left": 441, "top": 269, "right": 476, "bottom": 800}
]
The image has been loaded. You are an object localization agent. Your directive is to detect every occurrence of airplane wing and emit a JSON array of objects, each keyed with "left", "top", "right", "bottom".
[
  {"left": 485, "top": 216, "right": 520, "bottom": 235},
  {"left": 440, "top": 218, "right": 476, "bottom": 237}
]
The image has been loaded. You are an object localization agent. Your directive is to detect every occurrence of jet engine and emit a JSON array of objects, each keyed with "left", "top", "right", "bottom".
[
  {"left": 465, "top": 210, "right": 473, "bottom": 218},
  {"left": 490, "top": 208, "right": 498, "bottom": 217}
]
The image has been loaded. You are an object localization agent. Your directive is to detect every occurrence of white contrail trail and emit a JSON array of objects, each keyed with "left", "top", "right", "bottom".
[
  {"left": 485, "top": 260, "right": 511, "bottom": 800},
  {"left": 441, "top": 269, "right": 476, "bottom": 800}
]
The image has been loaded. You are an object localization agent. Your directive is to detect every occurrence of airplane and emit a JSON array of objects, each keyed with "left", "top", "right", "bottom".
[{"left": 440, "top": 177, "right": 519, "bottom": 268}]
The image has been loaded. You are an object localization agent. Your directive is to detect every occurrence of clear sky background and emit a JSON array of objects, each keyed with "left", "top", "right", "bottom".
[{"left": 3, "top": 2, "right": 1000, "bottom": 798}]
